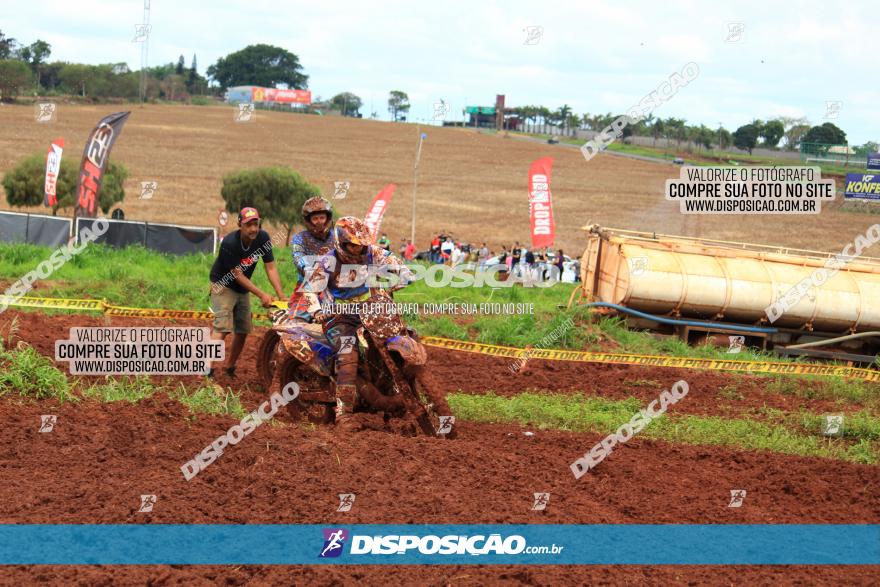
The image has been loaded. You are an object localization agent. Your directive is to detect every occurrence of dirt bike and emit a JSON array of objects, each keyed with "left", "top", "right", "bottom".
[{"left": 258, "top": 294, "right": 456, "bottom": 438}]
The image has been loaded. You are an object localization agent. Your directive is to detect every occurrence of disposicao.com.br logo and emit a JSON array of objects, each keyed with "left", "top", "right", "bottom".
[{"left": 319, "top": 528, "right": 563, "bottom": 557}]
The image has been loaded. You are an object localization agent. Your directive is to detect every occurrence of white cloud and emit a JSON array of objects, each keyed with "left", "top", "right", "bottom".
[{"left": 2, "top": 0, "right": 877, "bottom": 142}]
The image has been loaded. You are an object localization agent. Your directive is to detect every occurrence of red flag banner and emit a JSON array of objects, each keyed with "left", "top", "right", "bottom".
[
  {"left": 75, "top": 111, "right": 131, "bottom": 219},
  {"left": 364, "top": 183, "right": 397, "bottom": 240},
  {"left": 44, "top": 138, "right": 64, "bottom": 208},
  {"left": 528, "top": 156, "right": 555, "bottom": 248}
]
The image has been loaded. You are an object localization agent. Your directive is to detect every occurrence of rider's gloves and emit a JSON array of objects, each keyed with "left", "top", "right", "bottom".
[{"left": 313, "top": 311, "right": 329, "bottom": 324}]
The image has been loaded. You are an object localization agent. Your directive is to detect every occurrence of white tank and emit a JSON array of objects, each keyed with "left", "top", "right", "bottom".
[{"left": 578, "top": 226, "right": 880, "bottom": 332}]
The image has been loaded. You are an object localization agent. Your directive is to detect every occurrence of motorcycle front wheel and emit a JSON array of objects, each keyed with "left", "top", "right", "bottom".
[
  {"left": 275, "top": 354, "right": 335, "bottom": 425},
  {"left": 257, "top": 329, "right": 280, "bottom": 387}
]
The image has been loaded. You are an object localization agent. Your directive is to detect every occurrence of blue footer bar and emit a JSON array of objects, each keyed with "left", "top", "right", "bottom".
[{"left": 0, "top": 525, "right": 878, "bottom": 565}]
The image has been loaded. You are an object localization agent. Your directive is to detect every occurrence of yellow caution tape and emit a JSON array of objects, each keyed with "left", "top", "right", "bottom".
[
  {"left": 3, "top": 296, "right": 878, "bottom": 382},
  {"left": 104, "top": 304, "right": 215, "bottom": 320},
  {"left": 1, "top": 295, "right": 280, "bottom": 321},
  {"left": 0, "top": 295, "right": 104, "bottom": 312},
  {"left": 422, "top": 336, "right": 880, "bottom": 383}
]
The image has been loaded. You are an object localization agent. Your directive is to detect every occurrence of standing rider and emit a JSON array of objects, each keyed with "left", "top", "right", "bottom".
[
  {"left": 289, "top": 196, "right": 335, "bottom": 321},
  {"left": 300, "top": 216, "right": 414, "bottom": 431}
]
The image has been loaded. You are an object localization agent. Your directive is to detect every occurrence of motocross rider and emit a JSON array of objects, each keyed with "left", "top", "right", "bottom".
[
  {"left": 301, "top": 216, "right": 415, "bottom": 430},
  {"left": 289, "top": 196, "right": 335, "bottom": 321}
]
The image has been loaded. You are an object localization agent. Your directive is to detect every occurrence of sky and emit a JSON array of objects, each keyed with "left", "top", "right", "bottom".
[{"left": 4, "top": 0, "right": 878, "bottom": 144}]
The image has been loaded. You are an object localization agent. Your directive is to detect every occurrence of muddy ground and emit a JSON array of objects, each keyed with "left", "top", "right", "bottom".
[{"left": 1, "top": 310, "right": 878, "bottom": 585}]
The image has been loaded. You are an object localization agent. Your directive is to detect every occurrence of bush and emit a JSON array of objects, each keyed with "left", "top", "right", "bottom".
[
  {"left": 1, "top": 152, "right": 128, "bottom": 215},
  {"left": 0, "top": 338, "right": 74, "bottom": 403},
  {"left": 190, "top": 95, "right": 211, "bottom": 106},
  {"left": 220, "top": 167, "right": 324, "bottom": 233},
  {"left": 0, "top": 60, "right": 34, "bottom": 100}
]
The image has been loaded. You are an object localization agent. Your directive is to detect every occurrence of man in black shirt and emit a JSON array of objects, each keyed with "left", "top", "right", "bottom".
[
  {"left": 208, "top": 207, "right": 285, "bottom": 377},
  {"left": 511, "top": 242, "right": 522, "bottom": 277}
]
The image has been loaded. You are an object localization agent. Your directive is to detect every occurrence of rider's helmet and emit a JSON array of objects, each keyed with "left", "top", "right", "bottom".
[
  {"left": 301, "top": 196, "right": 333, "bottom": 239},
  {"left": 334, "top": 216, "right": 373, "bottom": 264}
]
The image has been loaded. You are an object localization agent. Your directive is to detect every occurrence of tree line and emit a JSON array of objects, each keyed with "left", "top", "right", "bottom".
[
  {"left": 504, "top": 105, "right": 873, "bottom": 154},
  {"left": 0, "top": 29, "right": 208, "bottom": 101}
]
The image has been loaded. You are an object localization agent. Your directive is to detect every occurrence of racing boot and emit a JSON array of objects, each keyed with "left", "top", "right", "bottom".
[{"left": 334, "top": 384, "right": 359, "bottom": 432}]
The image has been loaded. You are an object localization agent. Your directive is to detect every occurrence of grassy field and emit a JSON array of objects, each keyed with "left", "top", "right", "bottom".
[
  {"left": 3, "top": 326, "right": 876, "bottom": 464},
  {"left": 4, "top": 238, "right": 879, "bottom": 388},
  {"left": 2, "top": 239, "right": 877, "bottom": 465},
  {"left": 450, "top": 392, "right": 878, "bottom": 464},
  {"left": 0, "top": 240, "right": 822, "bottom": 362},
  {"left": 2, "top": 103, "right": 880, "bottom": 254}
]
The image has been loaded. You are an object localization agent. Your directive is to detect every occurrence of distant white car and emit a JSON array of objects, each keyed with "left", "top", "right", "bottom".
[{"left": 482, "top": 253, "right": 577, "bottom": 283}]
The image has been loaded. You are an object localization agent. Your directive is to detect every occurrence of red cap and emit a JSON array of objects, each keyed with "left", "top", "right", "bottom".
[{"left": 239, "top": 207, "right": 260, "bottom": 224}]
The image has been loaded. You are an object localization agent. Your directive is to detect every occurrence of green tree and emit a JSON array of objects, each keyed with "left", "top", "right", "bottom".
[
  {"left": 693, "top": 124, "right": 714, "bottom": 151},
  {"left": 58, "top": 62, "right": 92, "bottom": 96},
  {"left": 784, "top": 124, "right": 811, "bottom": 151},
  {"left": 187, "top": 54, "right": 199, "bottom": 93},
  {"left": 0, "top": 59, "right": 32, "bottom": 99},
  {"left": 387, "top": 90, "right": 409, "bottom": 121},
  {"left": 1, "top": 153, "right": 128, "bottom": 216},
  {"left": 716, "top": 127, "right": 732, "bottom": 150},
  {"left": 0, "top": 30, "right": 16, "bottom": 59},
  {"left": 803, "top": 122, "right": 847, "bottom": 146},
  {"left": 220, "top": 167, "right": 322, "bottom": 243},
  {"left": 761, "top": 120, "right": 784, "bottom": 148},
  {"left": 555, "top": 104, "right": 572, "bottom": 134},
  {"left": 330, "top": 92, "right": 362, "bottom": 116},
  {"left": 147, "top": 62, "right": 177, "bottom": 80},
  {"left": 17, "top": 39, "right": 51, "bottom": 81},
  {"left": 661, "top": 117, "right": 686, "bottom": 147},
  {"left": 39, "top": 61, "right": 64, "bottom": 91},
  {"left": 733, "top": 124, "right": 760, "bottom": 155},
  {"left": 160, "top": 74, "right": 187, "bottom": 101},
  {"left": 176, "top": 54, "right": 185, "bottom": 75},
  {"left": 854, "top": 141, "right": 879, "bottom": 156},
  {"left": 751, "top": 119, "right": 765, "bottom": 139},
  {"left": 206, "top": 44, "right": 308, "bottom": 91},
  {"left": 651, "top": 118, "right": 665, "bottom": 147}
]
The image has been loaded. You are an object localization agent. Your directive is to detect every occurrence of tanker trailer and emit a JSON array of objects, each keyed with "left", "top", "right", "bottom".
[{"left": 570, "top": 225, "right": 880, "bottom": 364}]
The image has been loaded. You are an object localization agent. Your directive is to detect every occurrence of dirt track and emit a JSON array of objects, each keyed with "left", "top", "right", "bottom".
[
  {"left": 1, "top": 310, "right": 878, "bottom": 585},
  {"left": 8, "top": 309, "right": 877, "bottom": 419}
]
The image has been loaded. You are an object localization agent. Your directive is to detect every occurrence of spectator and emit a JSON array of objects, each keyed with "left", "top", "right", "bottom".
[
  {"left": 555, "top": 249, "right": 566, "bottom": 281},
  {"left": 478, "top": 242, "right": 490, "bottom": 271},
  {"left": 441, "top": 237, "right": 454, "bottom": 263},
  {"left": 511, "top": 242, "right": 522, "bottom": 277},
  {"left": 208, "top": 207, "right": 284, "bottom": 378},
  {"left": 430, "top": 234, "right": 441, "bottom": 263},
  {"left": 536, "top": 250, "right": 547, "bottom": 281},
  {"left": 524, "top": 248, "right": 536, "bottom": 281},
  {"left": 451, "top": 243, "right": 465, "bottom": 267},
  {"left": 378, "top": 232, "right": 391, "bottom": 251},
  {"left": 404, "top": 239, "right": 416, "bottom": 261},
  {"left": 399, "top": 238, "right": 407, "bottom": 258}
]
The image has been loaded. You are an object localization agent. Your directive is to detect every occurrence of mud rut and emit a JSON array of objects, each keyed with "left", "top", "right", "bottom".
[{"left": 1, "top": 310, "right": 877, "bottom": 585}]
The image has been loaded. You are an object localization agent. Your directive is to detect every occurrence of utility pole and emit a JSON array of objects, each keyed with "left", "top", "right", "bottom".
[
  {"left": 411, "top": 127, "right": 426, "bottom": 245},
  {"left": 137, "top": 0, "right": 151, "bottom": 105}
]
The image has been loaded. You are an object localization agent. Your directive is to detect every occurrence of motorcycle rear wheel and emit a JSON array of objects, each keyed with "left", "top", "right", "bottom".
[{"left": 411, "top": 371, "right": 457, "bottom": 439}]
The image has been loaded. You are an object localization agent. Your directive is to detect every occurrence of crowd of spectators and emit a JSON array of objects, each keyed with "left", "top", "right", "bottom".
[{"left": 375, "top": 229, "right": 581, "bottom": 282}]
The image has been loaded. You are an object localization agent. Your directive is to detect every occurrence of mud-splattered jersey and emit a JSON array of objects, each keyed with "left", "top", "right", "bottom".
[
  {"left": 290, "top": 229, "right": 336, "bottom": 281},
  {"left": 301, "top": 246, "right": 414, "bottom": 314}
]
